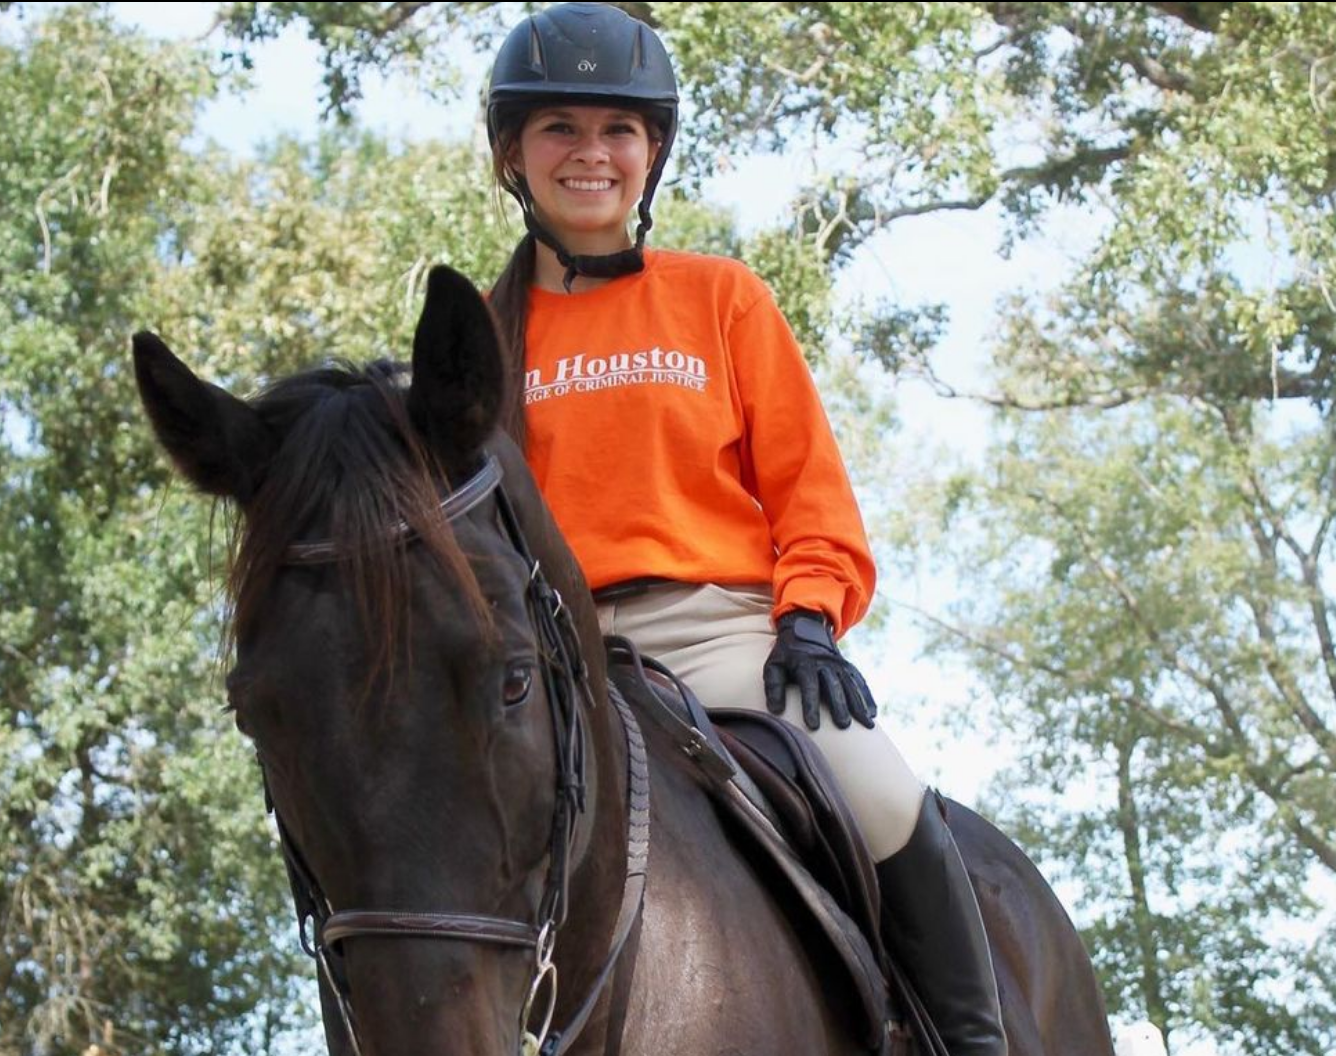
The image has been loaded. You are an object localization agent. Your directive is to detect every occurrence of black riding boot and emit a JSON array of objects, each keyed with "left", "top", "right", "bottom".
[{"left": 875, "top": 790, "right": 1007, "bottom": 1056}]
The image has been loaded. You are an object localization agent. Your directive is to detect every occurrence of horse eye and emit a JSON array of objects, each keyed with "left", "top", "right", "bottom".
[{"left": 503, "top": 665, "right": 534, "bottom": 707}]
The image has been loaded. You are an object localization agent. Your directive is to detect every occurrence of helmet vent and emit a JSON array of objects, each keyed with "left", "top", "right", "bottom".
[{"left": 528, "top": 24, "right": 543, "bottom": 71}]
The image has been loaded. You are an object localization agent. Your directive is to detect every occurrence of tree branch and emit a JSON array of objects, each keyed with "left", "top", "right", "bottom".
[
  {"left": 1196, "top": 678, "right": 1336, "bottom": 872},
  {"left": 1037, "top": 492, "right": 1336, "bottom": 872},
  {"left": 897, "top": 601, "right": 1215, "bottom": 747},
  {"left": 1220, "top": 410, "right": 1336, "bottom": 730},
  {"left": 880, "top": 144, "right": 1133, "bottom": 225},
  {"left": 1058, "top": 14, "right": 1193, "bottom": 93},
  {"left": 908, "top": 352, "right": 1322, "bottom": 412},
  {"left": 1116, "top": 737, "right": 1172, "bottom": 1036},
  {"left": 1145, "top": 2, "right": 1229, "bottom": 34},
  {"left": 381, "top": 1, "right": 436, "bottom": 35},
  {"left": 1235, "top": 493, "right": 1336, "bottom": 766},
  {"left": 920, "top": 371, "right": 1152, "bottom": 411}
]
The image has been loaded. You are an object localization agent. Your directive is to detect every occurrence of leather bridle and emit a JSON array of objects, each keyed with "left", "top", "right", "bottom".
[{"left": 258, "top": 453, "right": 650, "bottom": 1056}]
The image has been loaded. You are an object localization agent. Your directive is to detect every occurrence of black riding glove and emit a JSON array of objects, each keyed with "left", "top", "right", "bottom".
[{"left": 763, "top": 609, "right": 878, "bottom": 731}]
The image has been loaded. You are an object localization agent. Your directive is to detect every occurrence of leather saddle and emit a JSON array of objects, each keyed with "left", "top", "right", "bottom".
[{"left": 605, "top": 636, "right": 914, "bottom": 1055}]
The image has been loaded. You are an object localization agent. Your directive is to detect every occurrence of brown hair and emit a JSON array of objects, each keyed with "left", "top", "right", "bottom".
[
  {"left": 488, "top": 237, "right": 536, "bottom": 448},
  {"left": 487, "top": 104, "right": 537, "bottom": 447}
]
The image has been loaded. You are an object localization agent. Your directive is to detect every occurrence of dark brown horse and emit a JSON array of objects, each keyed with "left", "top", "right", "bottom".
[{"left": 133, "top": 264, "right": 1115, "bottom": 1056}]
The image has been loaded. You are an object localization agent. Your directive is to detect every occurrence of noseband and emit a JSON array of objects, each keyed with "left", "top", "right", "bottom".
[{"left": 259, "top": 453, "right": 650, "bottom": 1056}]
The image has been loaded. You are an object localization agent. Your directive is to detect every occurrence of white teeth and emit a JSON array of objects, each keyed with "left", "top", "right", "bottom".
[{"left": 563, "top": 179, "right": 613, "bottom": 191}]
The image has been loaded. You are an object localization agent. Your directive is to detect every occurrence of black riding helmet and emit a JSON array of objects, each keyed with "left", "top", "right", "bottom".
[{"left": 487, "top": 2, "right": 679, "bottom": 290}]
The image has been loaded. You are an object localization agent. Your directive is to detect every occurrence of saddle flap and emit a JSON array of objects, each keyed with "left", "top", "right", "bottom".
[
  {"left": 709, "top": 777, "right": 893, "bottom": 1053},
  {"left": 711, "top": 709, "right": 885, "bottom": 957}
]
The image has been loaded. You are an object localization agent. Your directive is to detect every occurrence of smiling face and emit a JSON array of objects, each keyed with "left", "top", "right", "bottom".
[{"left": 515, "top": 105, "right": 659, "bottom": 256}]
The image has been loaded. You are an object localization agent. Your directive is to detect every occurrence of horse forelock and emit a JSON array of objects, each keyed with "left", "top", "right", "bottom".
[{"left": 227, "top": 361, "right": 493, "bottom": 695}]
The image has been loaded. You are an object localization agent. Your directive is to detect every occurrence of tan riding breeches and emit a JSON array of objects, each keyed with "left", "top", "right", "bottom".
[{"left": 597, "top": 582, "right": 924, "bottom": 861}]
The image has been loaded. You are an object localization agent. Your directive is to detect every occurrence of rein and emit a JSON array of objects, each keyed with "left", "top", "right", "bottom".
[{"left": 259, "top": 453, "right": 650, "bottom": 1056}]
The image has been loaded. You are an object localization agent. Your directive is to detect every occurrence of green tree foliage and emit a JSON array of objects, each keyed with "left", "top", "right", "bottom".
[
  {"left": 0, "top": 10, "right": 303, "bottom": 1053},
  {"left": 213, "top": 1, "right": 508, "bottom": 119},
  {"left": 660, "top": 2, "right": 1336, "bottom": 395},
  {"left": 208, "top": 1, "right": 1335, "bottom": 396},
  {"left": 918, "top": 397, "right": 1335, "bottom": 1053},
  {"left": 0, "top": 7, "right": 516, "bottom": 1053}
]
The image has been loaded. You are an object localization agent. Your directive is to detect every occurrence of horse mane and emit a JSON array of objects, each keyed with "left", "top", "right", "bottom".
[{"left": 227, "top": 360, "right": 491, "bottom": 693}]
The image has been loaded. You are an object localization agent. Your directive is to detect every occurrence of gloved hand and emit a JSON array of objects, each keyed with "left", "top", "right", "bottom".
[{"left": 763, "top": 609, "right": 878, "bottom": 731}]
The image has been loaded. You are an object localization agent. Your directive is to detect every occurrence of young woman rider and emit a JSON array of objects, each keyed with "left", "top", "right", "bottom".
[{"left": 483, "top": 6, "right": 1006, "bottom": 1054}]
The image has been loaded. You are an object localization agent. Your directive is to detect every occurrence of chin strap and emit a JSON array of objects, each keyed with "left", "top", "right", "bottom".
[{"left": 520, "top": 189, "right": 652, "bottom": 292}]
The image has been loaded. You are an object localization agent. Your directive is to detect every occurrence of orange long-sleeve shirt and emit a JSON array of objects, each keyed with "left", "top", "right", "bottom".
[{"left": 523, "top": 249, "right": 875, "bottom": 637}]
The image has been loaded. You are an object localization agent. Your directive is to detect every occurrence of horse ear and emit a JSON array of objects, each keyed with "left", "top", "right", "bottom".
[
  {"left": 132, "top": 332, "right": 274, "bottom": 503},
  {"left": 407, "top": 265, "right": 505, "bottom": 461}
]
